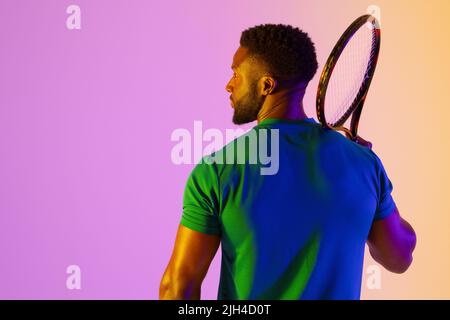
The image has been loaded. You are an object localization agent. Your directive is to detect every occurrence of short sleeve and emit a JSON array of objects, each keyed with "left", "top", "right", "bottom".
[
  {"left": 181, "top": 157, "right": 221, "bottom": 235},
  {"left": 372, "top": 152, "right": 396, "bottom": 221}
]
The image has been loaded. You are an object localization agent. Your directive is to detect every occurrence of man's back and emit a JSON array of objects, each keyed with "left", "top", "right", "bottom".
[{"left": 181, "top": 117, "right": 395, "bottom": 299}]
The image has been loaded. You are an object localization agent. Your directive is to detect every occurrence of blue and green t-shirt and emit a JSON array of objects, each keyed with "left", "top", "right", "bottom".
[{"left": 180, "top": 117, "right": 396, "bottom": 300}]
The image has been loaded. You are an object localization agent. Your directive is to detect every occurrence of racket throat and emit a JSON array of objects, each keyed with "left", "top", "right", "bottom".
[{"left": 333, "top": 126, "right": 357, "bottom": 141}]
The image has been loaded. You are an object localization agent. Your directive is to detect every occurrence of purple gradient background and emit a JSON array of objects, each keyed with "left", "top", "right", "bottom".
[
  {"left": 0, "top": 0, "right": 326, "bottom": 300},
  {"left": 1, "top": 0, "right": 448, "bottom": 299}
]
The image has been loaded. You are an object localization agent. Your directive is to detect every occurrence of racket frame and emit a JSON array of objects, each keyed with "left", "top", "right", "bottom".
[{"left": 316, "top": 14, "right": 381, "bottom": 141}]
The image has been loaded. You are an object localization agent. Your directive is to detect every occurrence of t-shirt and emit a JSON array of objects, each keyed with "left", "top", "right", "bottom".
[{"left": 180, "top": 117, "right": 396, "bottom": 300}]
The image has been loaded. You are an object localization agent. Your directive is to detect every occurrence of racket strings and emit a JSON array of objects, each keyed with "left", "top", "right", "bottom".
[
  {"left": 330, "top": 27, "right": 371, "bottom": 123},
  {"left": 337, "top": 27, "right": 377, "bottom": 123},
  {"left": 325, "top": 22, "right": 376, "bottom": 126}
]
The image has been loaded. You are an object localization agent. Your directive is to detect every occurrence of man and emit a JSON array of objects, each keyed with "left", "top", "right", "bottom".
[{"left": 159, "top": 24, "right": 416, "bottom": 300}]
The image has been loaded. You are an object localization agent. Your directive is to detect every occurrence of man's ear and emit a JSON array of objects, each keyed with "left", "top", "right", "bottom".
[{"left": 261, "top": 76, "right": 278, "bottom": 96}]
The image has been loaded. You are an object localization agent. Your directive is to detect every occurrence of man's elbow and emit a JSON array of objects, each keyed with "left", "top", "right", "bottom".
[
  {"left": 159, "top": 274, "right": 174, "bottom": 299},
  {"left": 384, "top": 254, "right": 413, "bottom": 274},
  {"left": 159, "top": 271, "right": 200, "bottom": 300},
  {"left": 368, "top": 215, "right": 417, "bottom": 274},
  {"left": 369, "top": 245, "right": 415, "bottom": 274},
  {"left": 390, "top": 228, "right": 417, "bottom": 273}
]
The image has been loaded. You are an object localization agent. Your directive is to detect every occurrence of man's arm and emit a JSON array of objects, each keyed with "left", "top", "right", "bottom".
[
  {"left": 367, "top": 205, "right": 417, "bottom": 273},
  {"left": 355, "top": 136, "right": 417, "bottom": 273},
  {"left": 159, "top": 224, "right": 220, "bottom": 300}
]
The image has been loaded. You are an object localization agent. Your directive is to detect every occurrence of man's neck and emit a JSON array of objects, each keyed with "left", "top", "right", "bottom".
[
  {"left": 256, "top": 86, "right": 308, "bottom": 124},
  {"left": 257, "top": 100, "right": 308, "bottom": 124}
]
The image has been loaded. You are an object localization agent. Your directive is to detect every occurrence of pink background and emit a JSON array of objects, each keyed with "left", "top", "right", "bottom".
[{"left": 0, "top": 0, "right": 449, "bottom": 299}]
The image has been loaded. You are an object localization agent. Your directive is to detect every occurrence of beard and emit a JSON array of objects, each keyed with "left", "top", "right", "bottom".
[{"left": 232, "top": 80, "right": 265, "bottom": 125}]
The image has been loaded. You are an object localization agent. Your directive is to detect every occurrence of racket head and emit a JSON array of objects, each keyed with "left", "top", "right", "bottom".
[{"left": 316, "top": 14, "right": 381, "bottom": 140}]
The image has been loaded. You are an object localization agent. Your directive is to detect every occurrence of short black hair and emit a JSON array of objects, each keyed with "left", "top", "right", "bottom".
[{"left": 240, "top": 24, "right": 318, "bottom": 84}]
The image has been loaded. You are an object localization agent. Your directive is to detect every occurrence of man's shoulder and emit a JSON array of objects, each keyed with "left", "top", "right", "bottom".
[{"left": 319, "top": 129, "right": 380, "bottom": 165}]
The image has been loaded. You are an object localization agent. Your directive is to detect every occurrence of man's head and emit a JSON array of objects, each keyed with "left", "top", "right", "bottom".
[{"left": 226, "top": 24, "right": 318, "bottom": 125}]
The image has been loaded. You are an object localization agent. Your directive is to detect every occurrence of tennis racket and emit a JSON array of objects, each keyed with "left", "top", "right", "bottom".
[{"left": 316, "top": 14, "right": 381, "bottom": 145}]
